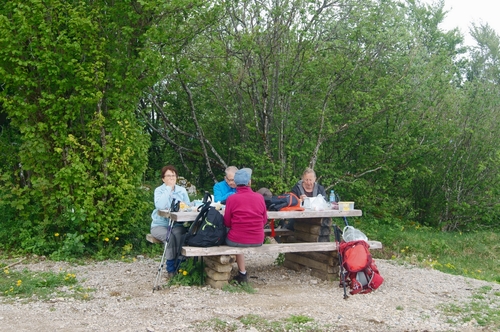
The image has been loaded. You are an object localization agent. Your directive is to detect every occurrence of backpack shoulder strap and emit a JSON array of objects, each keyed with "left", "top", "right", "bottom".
[
  {"left": 202, "top": 191, "right": 213, "bottom": 204},
  {"left": 289, "top": 192, "right": 300, "bottom": 204},
  {"left": 188, "top": 201, "right": 211, "bottom": 235},
  {"left": 196, "top": 201, "right": 211, "bottom": 220}
]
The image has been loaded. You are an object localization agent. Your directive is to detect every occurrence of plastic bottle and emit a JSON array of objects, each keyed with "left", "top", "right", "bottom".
[{"left": 329, "top": 190, "right": 336, "bottom": 203}]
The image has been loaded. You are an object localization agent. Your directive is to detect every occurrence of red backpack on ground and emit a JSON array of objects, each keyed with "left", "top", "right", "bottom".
[{"left": 339, "top": 240, "right": 384, "bottom": 295}]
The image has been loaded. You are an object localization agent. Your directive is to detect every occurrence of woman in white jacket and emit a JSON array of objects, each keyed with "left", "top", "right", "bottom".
[{"left": 150, "top": 165, "right": 190, "bottom": 277}]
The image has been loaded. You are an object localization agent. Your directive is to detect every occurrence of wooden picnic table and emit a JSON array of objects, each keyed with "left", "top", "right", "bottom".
[{"left": 155, "top": 208, "right": 367, "bottom": 286}]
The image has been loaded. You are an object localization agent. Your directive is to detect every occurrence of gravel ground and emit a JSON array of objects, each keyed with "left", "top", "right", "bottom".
[{"left": 1, "top": 253, "right": 499, "bottom": 332}]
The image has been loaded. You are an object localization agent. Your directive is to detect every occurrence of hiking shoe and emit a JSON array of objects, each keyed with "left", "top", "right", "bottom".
[{"left": 231, "top": 271, "right": 248, "bottom": 284}]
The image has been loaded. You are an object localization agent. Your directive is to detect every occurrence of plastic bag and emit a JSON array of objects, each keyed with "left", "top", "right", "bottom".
[
  {"left": 306, "top": 195, "right": 330, "bottom": 211},
  {"left": 342, "top": 226, "right": 368, "bottom": 242}
]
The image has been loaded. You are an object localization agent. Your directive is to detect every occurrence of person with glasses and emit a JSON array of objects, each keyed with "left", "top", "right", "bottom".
[
  {"left": 150, "top": 165, "right": 190, "bottom": 277},
  {"left": 213, "top": 166, "right": 238, "bottom": 203}
]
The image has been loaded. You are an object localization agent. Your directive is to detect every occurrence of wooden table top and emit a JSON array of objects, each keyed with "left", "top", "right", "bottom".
[{"left": 158, "top": 208, "right": 362, "bottom": 221}]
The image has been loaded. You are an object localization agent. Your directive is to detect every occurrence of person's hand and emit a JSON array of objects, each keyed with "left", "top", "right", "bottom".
[
  {"left": 162, "top": 173, "right": 177, "bottom": 190},
  {"left": 165, "top": 177, "right": 176, "bottom": 189}
]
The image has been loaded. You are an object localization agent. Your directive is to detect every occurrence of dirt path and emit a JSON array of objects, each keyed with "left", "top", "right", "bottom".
[{"left": 1, "top": 254, "right": 498, "bottom": 331}]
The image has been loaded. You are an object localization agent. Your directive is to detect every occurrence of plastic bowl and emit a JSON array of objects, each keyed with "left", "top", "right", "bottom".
[{"left": 338, "top": 201, "right": 355, "bottom": 211}]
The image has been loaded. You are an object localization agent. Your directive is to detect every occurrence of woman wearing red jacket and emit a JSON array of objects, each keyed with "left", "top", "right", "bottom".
[{"left": 223, "top": 168, "right": 267, "bottom": 284}]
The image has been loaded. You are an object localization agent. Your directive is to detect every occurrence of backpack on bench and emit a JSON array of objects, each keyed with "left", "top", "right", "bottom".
[
  {"left": 265, "top": 192, "right": 304, "bottom": 211},
  {"left": 339, "top": 240, "right": 384, "bottom": 295},
  {"left": 184, "top": 192, "right": 226, "bottom": 247}
]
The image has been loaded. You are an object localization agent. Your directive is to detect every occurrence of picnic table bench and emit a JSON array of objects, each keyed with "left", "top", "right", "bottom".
[{"left": 147, "top": 209, "right": 382, "bottom": 288}]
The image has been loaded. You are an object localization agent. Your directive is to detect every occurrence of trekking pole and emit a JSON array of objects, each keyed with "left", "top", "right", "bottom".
[
  {"left": 153, "top": 217, "right": 175, "bottom": 292},
  {"left": 334, "top": 223, "right": 349, "bottom": 300}
]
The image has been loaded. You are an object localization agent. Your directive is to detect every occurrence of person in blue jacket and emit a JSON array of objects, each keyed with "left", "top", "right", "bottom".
[
  {"left": 213, "top": 166, "right": 238, "bottom": 203},
  {"left": 150, "top": 165, "right": 190, "bottom": 277}
]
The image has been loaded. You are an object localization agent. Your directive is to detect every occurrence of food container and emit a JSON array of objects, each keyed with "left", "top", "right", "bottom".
[{"left": 338, "top": 201, "right": 355, "bottom": 211}]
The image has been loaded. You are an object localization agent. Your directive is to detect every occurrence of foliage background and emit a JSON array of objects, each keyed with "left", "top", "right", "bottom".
[{"left": 0, "top": 0, "right": 498, "bottom": 258}]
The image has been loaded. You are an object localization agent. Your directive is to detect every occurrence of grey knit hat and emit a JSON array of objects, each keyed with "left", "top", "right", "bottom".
[{"left": 234, "top": 168, "right": 252, "bottom": 186}]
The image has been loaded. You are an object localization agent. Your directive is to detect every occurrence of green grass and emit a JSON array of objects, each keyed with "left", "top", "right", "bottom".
[
  {"left": 195, "top": 314, "right": 327, "bottom": 332},
  {"left": 222, "top": 280, "right": 256, "bottom": 293},
  {"left": 0, "top": 265, "right": 93, "bottom": 302},
  {"left": 440, "top": 285, "right": 500, "bottom": 329},
  {"left": 167, "top": 258, "right": 206, "bottom": 287},
  {"left": 351, "top": 218, "right": 500, "bottom": 283},
  {"left": 342, "top": 218, "right": 500, "bottom": 331}
]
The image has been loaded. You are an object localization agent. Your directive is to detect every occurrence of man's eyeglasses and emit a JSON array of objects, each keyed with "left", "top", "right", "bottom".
[
  {"left": 225, "top": 176, "right": 235, "bottom": 183},
  {"left": 164, "top": 174, "right": 177, "bottom": 178}
]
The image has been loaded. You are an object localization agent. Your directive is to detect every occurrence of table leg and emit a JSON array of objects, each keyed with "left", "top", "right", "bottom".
[{"left": 283, "top": 217, "right": 340, "bottom": 281}]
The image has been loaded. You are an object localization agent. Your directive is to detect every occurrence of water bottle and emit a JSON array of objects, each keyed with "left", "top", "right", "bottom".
[{"left": 329, "top": 190, "right": 336, "bottom": 203}]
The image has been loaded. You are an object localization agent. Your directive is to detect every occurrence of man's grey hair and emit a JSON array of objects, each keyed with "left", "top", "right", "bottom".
[
  {"left": 302, "top": 167, "right": 316, "bottom": 178},
  {"left": 225, "top": 166, "right": 238, "bottom": 175}
]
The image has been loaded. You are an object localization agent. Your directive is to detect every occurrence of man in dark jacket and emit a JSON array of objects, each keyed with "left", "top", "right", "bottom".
[
  {"left": 291, "top": 167, "right": 326, "bottom": 200},
  {"left": 286, "top": 167, "right": 327, "bottom": 230}
]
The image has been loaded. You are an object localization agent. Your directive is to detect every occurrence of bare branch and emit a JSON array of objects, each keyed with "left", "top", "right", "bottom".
[{"left": 177, "top": 69, "right": 217, "bottom": 182}]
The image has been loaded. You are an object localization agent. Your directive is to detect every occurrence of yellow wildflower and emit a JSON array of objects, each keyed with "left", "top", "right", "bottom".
[
  {"left": 104, "top": 238, "right": 109, "bottom": 242},
  {"left": 16, "top": 280, "right": 22, "bottom": 287},
  {"left": 55, "top": 233, "right": 59, "bottom": 237},
  {"left": 115, "top": 237, "right": 119, "bottom": 241},
  {"left": 183, "top": 271, "right": 188, "bottom": 276},
  {"left": 4, "top": 268, "right": 9, "bottom": 275}
]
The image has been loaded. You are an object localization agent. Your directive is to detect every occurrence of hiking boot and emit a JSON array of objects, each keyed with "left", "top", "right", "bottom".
[{"left": 231, "top": 271, "right": 248, "bottom": 284}]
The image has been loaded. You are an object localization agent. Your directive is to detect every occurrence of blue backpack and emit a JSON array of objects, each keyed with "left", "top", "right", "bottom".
[{"left": 265, "top": 192, "right": 304, "bottom": 211}]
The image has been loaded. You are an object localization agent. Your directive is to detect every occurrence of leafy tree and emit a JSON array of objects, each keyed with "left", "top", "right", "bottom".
[
  {"left": 432, "top": 22, "right": 500, "bottom": 230},
  {"left": 0, "top": 0, "right": 168, "bottom": 255},
  {"left": 138, "top": 0, "right": 490, "bottom": 231}
]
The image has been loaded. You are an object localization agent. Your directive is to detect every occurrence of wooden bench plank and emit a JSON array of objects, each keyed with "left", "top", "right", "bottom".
[
  {"left": 146, "top": 233, "right": 382, "bottom": 255},
  {"left": 146, "top": 230, "right": 294, "bottom": 245},
  {"left": 146, "top": 234, "right": 163, "bottom": 244},
  {"left": 181, "top": 241, "right": 382, "bottom": 257}
]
